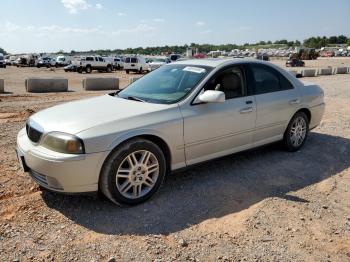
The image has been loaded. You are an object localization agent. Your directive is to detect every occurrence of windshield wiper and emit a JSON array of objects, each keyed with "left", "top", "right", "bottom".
[{"left": 126, "top": 96, "right": 146, "bottom": 102}]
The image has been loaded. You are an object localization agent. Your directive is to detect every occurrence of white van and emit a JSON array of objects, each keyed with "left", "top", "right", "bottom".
[
  {"left": 56, "top": 55, "right": 72, "bottom": 67},
  {"left": 124, "top": 56, "right": 147, "bottom": 74}
]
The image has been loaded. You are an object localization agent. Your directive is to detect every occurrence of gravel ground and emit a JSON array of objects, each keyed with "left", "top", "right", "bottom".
[{"left": 0, "top": 58, "right": 350, "bottom": 261}]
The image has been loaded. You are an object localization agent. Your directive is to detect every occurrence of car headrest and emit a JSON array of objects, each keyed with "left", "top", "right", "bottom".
[{"left": 221, "top": 73, "right": 242, "bottom": 91}]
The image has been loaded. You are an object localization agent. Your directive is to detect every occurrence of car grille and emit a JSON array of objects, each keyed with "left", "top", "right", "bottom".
[{"left": 26, "top": 123, "right": 43, "bottom": 143}]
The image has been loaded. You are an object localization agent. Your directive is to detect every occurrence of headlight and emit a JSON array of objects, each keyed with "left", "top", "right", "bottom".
[{"left": 41, "top": 132, "right": 85, "bottom": 154}]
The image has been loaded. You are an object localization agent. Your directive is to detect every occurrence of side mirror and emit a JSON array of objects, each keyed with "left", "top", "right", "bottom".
[{"left": 198, "top": 90, "right": 225, "bottom": 103}]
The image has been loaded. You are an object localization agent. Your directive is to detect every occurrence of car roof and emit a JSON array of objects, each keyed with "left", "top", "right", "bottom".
[{"left": 173, "top": 58, "right": 269, "bottom": 68}]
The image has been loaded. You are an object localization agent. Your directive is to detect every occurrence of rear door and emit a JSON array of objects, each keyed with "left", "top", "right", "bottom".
[
  {"left": 130, "top": 57, "right": 138, "bottom": 69},
  {"left": 98, "top": 57, "right": 104, "bottom": 68},
  {"left": 249, "top": 64, "right": 300, "bottom": 145}
]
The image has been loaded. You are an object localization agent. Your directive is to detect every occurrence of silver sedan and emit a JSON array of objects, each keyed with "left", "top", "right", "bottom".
[{"left": 16, "top": 59, "right": 325, "bottom": 205}]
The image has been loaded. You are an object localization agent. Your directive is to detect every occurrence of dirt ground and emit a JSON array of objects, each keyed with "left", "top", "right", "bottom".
[{"left": 0, "top": 58, "right": 350, "bottom": 261}]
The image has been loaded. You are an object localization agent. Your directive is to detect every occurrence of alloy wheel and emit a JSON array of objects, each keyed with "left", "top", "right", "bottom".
[
  {"left": 116, "top": 150, "right": 159, "bottom": 199},
  {"left": 290, "top": 116, "right": 307, "bottom": 147}
]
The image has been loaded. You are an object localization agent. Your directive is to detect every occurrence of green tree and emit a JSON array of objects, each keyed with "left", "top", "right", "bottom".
[{"left": 0, "top": 47, "right": 7, "bottom": 55}]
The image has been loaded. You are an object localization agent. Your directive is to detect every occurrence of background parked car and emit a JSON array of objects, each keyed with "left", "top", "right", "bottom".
[
  {"left": 0, "top": 53, "right": 6, "bottom": 68},
  {"left": 256, "top": 53, "right": 270, "bottom": 61},
  {"left": 148, "top": 57, "right": 170, "bottom": 71},
  {"left": 64, "top": 63, "right": 77, "bottom": 72},
  {"left": 286, "top": 58, "right": 305, "bottom": 67},
  {"left": 113, "top": 57, "right": 124, "bottom": 70},
  {"left": 124, "top": 56, "right": 148, "bottom": 74},
  {"left": 169, "top": 53, "right": 182, "bottom": 62},
  {"left": 55, "top": 55, "right": 72, "bottom": 67},
  {"left": 16, "top": 54, "right": 39, "bottom": 67},
  {"left": 36, "top": 57, "right": 55, "bottom": 68},
  {"left": 77, "top": 55, "right": 113, "bottom": 74}
]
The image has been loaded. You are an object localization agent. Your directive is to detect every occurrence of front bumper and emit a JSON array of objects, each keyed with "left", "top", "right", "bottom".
[{"left": 16, "top": 128, "right": 109, "bottom": 193}]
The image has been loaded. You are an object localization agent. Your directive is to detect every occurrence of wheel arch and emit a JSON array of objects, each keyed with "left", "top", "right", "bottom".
[
  {"left": 284, "top": 107, "right": 312, "bottom": 134},
  {"left": 296, "top": 108, "right": 311, "bottom": 123},
  {"left": 102, "top": 132, "right": 172, "bottom": 176}
]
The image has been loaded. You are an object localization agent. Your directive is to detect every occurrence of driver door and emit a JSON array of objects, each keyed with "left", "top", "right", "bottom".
[{"left": 181, "top": 65, "right": 257, "bottom": 166}]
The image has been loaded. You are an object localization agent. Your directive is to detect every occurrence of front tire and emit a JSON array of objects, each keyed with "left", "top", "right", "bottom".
[
  {"left": 99, "top": 138, "right": 166, "bottom": 206},
  {"left": 283, "top": 112, "right": 309, "bottom": 151}
]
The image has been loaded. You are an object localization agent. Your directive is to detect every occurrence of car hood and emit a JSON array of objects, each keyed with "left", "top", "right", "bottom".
[{"left": 29, "top": 94, "right": 171, "bottom": 134}]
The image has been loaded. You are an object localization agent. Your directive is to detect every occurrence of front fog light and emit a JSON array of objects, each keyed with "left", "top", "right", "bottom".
[{"left": 41, "top": 132, "right": 85, "bottom": 154}]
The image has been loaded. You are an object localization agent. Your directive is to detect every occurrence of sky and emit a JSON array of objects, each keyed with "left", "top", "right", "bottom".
[{"left": 0, "top": 0, "right": 349, "bottom": 54}]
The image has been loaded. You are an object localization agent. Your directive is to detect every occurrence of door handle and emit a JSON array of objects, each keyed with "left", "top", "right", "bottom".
[
  {"left": 240, "top": 107, "right": 254, "bottom": 114},
  {"left": 289, "top": 99, "right": 300, "bottom": 105}
]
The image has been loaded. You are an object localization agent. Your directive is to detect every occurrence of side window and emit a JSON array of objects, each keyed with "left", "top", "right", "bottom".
[
  {"left": 251, "top": 64, "right": 293, "bottom": 95},
  {"left": 279, "top": 74, "right": 293, "bottom": 90},
  {"left": 86, "top": 57, "right": 93, "bottom": 61},
  {"left": 205, "top": 66, "right": 246, "bottom": 100},
  {"left": 98, "top": 57, "right": 103, "bottom": 62}
]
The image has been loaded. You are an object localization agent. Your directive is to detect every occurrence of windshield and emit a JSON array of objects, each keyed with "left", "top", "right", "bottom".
[
  {"left": 118, "top": 64, "right": 211, "bottom": 104},
  {"left": 151, "top": 58, "right": 166, "bottom": 63}
]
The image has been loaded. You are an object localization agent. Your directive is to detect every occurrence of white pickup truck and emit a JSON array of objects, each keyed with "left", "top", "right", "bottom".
[{"left": 77, "top": 56, "right": 113, "bottom": 74}]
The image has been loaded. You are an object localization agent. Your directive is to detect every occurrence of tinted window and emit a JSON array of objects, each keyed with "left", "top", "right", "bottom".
[
  {"left": 86, "top": 57, "right": 94, "bottom": 61},
  {"left": 251, "top": 64, "right": 292, "bottom": 95},
  {"left": 130, "top": 58, "right": 137, "bottom": 63},
  {"left": 98, "top": 57, "right": 103, "bottom": 62},
  {"left": 125, "top": 57, "right": 130, "bottom": 63},
  {"left": 279, "top": 74, "right": 293, "bottom": 90}
]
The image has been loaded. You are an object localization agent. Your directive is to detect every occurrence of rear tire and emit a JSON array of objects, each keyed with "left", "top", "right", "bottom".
[
  {"left": 99, "top": 138, "right": 166, "bottom": 206},
  {"left": 85, "top": 66, "right": 92, "bottom": 74},
  {"left": 283, "top": 111, "right": 309, "bottom": 152},
  {"left": 126, "top": 70, "right": 129, "bottom": 74}
]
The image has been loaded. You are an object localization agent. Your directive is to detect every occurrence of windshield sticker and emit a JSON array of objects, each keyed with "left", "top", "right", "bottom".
[{"left": 183, "top": 66, "right": 206, "bottom": 74}]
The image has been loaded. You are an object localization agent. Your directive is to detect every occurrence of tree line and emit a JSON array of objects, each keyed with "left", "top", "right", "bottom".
[
  {"left": 68, "top": 35, "right": 349, "bottom": 56},
  {"left": 1, "top": 35, "right": 349, "bottom": 56}
]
